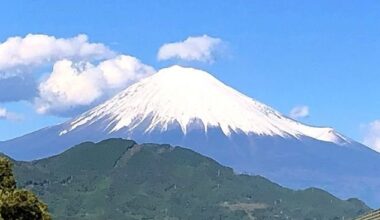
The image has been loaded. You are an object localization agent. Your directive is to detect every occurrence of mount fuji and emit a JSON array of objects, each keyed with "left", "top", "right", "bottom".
[{"left": 1, "top": 65, "right": 380, "bottom": 207}]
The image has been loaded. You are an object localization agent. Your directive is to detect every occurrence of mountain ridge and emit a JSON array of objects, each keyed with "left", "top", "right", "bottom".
[{"left": 11, "top": 138, "right": 371, "bottom": 219}]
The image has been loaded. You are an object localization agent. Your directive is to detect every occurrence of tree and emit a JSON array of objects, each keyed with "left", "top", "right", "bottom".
[
  {"left": 0, "top": 157, "right": 16, "bottom": 190},
  {"left": 0, "top": 157, "right": 51, "bottom": 220}
]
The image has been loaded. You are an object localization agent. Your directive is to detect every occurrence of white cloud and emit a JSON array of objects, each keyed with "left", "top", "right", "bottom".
[
  {"left": 0, "top": 33, "right": 157, "bottom": 116},
  {"left": 0, "top": 34, "right": 114, "bottom": 76},
  {"left": 98, "top": 55, "right": 155, "bottom": 89},
  {"left": 0, "top": 107, "right": 21, "bottom": 121},
  {"left": 289, "top": 105, "right": 310, "bottom": 119},
  {"left": 35, "top": 55, "right": 155, "bottom": 115},
  {"left": 0, "top": 107, "right": 7, "bottom": 118},
  {"left": 363, "top": 120, "right": 380, "bottom": 153},
  {"left": 157, "top": 35, "right": 222, "bottom": 62}
]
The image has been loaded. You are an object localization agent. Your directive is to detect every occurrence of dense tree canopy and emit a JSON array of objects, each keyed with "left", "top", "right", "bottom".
[
  {"left": 0, "top": 157, "right": 51, "bottom": 220},
  {"left": 0, "top": 157, "right": 16, "bottom": 190}
]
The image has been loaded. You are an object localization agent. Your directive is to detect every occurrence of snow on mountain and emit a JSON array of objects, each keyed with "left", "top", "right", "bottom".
[{"left": 60, "top": 65, "right": 350, "bottom": 145}]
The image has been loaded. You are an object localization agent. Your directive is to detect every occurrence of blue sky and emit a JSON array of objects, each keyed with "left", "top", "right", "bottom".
[{"left": 0, "top": 1, "right": 379, "bottom": 147}]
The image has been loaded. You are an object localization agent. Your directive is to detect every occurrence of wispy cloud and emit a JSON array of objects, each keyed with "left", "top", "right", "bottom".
[
  {"left": 289, "top": 105, "right": 310, "bottom": 119},
  {"left": 0, "top": 107, "right": 21, "bottom": 121},
  {"left": 362, "top": 120, "right": 380, "bottom": 153},
  {"left": 157, "top": 35, "right": 223, "bottom": 63},
  {"left": 0, "top": 107, "right": 7, "bottom": 118}
]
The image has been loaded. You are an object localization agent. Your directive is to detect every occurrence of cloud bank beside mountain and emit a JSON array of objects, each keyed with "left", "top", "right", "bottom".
[
  {"left": 0, "top": 34, "right": 156, "bottom": 116},
  {"left": 36, "top": 55, "right": 155, "bottom": 116}
]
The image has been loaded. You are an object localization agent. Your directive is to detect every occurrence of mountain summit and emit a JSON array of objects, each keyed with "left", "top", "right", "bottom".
[
  {"left": 60, "top": 65, "right": 350, "bottom": 145},
  {"left": 1, "top": 65, "right": 380, "bottom": 207}
]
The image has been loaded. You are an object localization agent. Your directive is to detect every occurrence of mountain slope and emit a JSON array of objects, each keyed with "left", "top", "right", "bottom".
[
  {"left": 1, "top": 65, "right": 380, "bottom": 207},
  {"left": 61, "top": 65, "right": 350, "bottom": 144},
  {"left": 11, "top": 139, "right": 370, "bottom": 220},
  {"left": 0, "top": 66, "right": 353, "bottom": 160}
]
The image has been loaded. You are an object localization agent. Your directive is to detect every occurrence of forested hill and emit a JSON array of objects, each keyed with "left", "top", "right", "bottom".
[{"left": 9, "top": 138, "right": 370, "bottom": 219}]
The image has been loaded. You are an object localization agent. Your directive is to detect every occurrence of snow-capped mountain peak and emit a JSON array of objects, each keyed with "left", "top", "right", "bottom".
[{"left": 60, "top": 65, "right": 350, "bottom": 145}]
